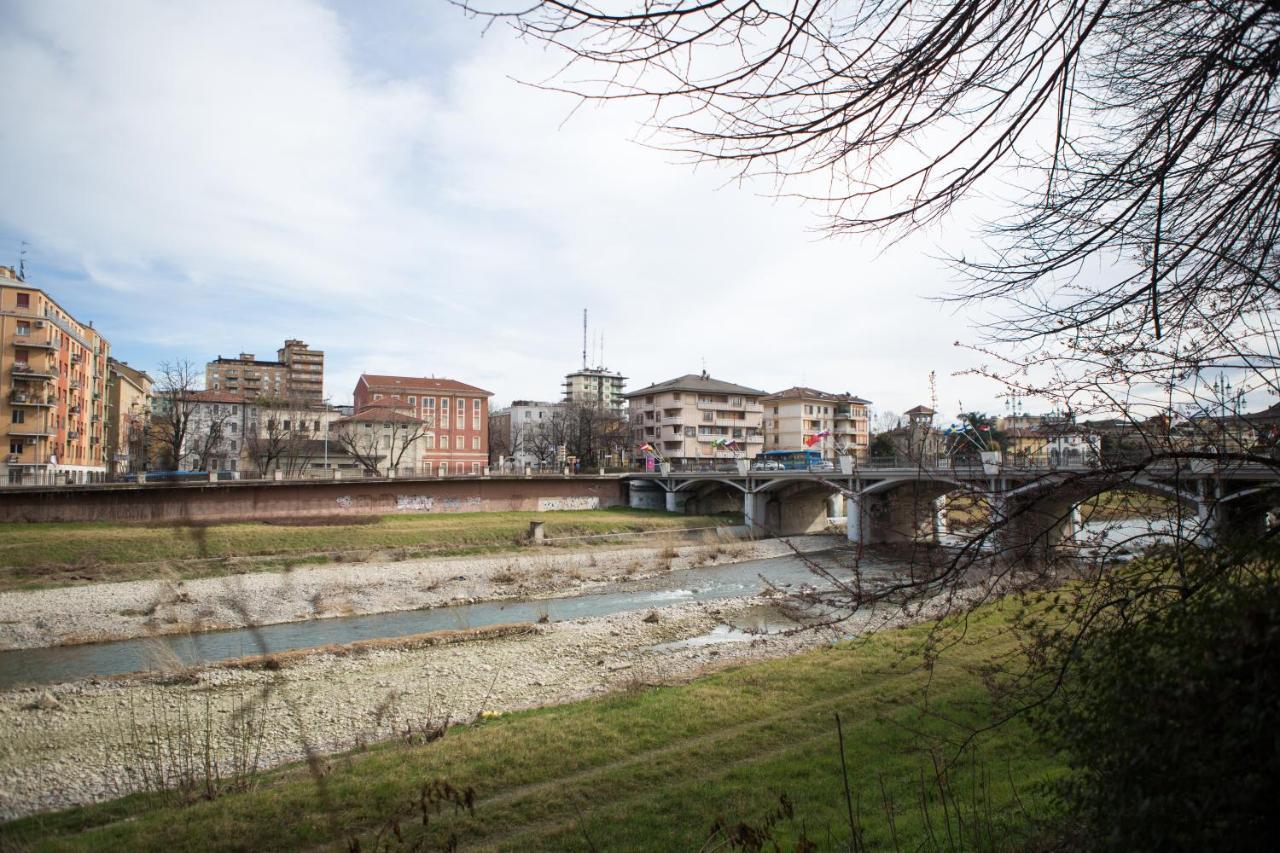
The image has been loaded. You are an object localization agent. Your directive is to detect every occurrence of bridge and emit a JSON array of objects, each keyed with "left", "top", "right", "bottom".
[{"left": 625, "top": 456, "right": 1280, "bottom": 559}]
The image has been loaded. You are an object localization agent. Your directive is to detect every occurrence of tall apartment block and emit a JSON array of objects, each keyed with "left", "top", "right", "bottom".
[
  {"left": 626, "top": 372, "right": 766, "bottom": 463},
  {"left": 206, "top": 339, "right": 324, "bottom": 403},
  {"left": 0, "top": 266, "right": 111, "bottom": 485},
  {"left": 761, "top": 386, "right": 872, "bottom": 460},
  {"left": 278, "top": 339, "right": 324, "bottom": 404},
  {"left": 564, "top": 367, "right": 626, "bottom": 415}
]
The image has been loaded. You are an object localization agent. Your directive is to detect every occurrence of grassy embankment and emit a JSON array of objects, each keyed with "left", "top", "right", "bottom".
[
  {"left": 2, "top": 600, "right": 1064, "bottom": 851},
  {"left": 0, "top": 509, "right": 737, "bottom": 592}
]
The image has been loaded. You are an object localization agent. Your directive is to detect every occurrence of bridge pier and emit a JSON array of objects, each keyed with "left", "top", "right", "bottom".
[
  {"left": 846, "top": 492, "right": 864, "bottom": 544},
  {"left": 664, "top": 490, "right": 689, "bottom": 514},
  {"left": 743, "top": 491, "right": 770, "bottom": 536},
  {"left": 932, "top": 496, "right": 948, "bottom": 541}
]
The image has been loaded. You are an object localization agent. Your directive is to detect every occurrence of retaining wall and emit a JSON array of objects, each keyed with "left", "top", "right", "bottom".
[{"left": 0, "top": 476, "right": 628, "bottom": 524}]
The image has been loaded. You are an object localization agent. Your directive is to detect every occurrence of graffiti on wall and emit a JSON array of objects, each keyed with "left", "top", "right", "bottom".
[
  {"left": 395, "top": 495, "right": 435, "bottom": 512},
  {"left": 335, "top": 496, "right": 353, "bottom": 509},
  {"left": 537, "top": 496, "right": 600, "bottom": 511}
]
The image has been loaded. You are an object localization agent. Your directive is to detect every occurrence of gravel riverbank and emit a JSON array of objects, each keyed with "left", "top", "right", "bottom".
[
  {"left": 0, "top": 536, "right": 842, "bottom": 650},
  {"left": 0, "top": 595, "right": 830, "bottom": 820}
]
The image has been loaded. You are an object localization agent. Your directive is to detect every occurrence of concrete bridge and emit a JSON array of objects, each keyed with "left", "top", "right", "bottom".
[{"left": 626, "top": 457, "right": 1280, "bottom": 559}]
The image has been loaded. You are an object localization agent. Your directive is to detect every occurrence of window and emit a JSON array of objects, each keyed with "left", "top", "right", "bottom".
[
  {"left": 472, "top": 463, "right": 481, "bottom": 474},
  {"left": 15, "top": 322, "right": 29, "bottom": 336},
  {"left": 523, "top": 411, "right": 531, "bottom": 419},
  {"left": 11, "top": 410, "right": 25, "bottom": 424},
  {"left": 9, "top": 440, "right": 22, "bottom": 454},
  {"left": 373, "top": 393, "right": 382, "bottom": 400},
  {"left": 472, "top": 415, "right": 480, "bottom": 429},
  {"left": 457, "top": 409, "right": 465, "bottom": 428},
  {"left": 455, "top": 462, "right": 465, "bottom": 474},
  {"left": 408, "top": 396, "right": 416, "bottom": 406},
  {"left": 440, "top": 435, "right": 449, "bottom": 449},
  {"left": 472, "top": 436, "right": 480, "bottom": 449},
  {"left": 229, "top": 423, "right": 237, "bottom": 434},
  {"left": 425, "top": 433, "right": 435, "bottom": 449},
  {"left": 424, "top": 397, "right": 435, "bottom": 410},
  {"left": 440, "top": 398, "right": 449, "bottom": 413},
  {"left": 473, "top": 399, "right": 481, "bottom": 411},
  {"left": 16, "top": 293, "right": 29, "bottom": 309}
]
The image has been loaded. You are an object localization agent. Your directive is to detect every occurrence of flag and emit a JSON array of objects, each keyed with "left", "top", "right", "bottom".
[
  {"left": 978, "top": 425, "right": 990, "bottom": 432},
  {"left": 804, "top": 430, "right": 831, "bottom": 447},
  {"left": 638, "top": 443, "right": 657, "bottom": 455}
]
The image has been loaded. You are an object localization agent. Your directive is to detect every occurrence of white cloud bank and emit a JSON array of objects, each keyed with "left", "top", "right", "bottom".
[{"left": 0, "top": 0, "right": 1007, "bottom": 417}]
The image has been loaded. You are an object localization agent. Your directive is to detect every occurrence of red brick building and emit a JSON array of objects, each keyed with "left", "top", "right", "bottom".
[{"left": 352, "top": 374, "right": 492, "bottom": 475}]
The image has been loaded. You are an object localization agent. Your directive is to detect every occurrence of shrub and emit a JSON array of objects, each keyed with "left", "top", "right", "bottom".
[{"left": 1034, "top": 549, "right": 1280, "bottom": 850}]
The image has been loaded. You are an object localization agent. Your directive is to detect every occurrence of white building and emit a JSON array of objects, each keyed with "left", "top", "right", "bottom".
[{"left": 564, "top": 367, "right": 626, "bottom": 415}]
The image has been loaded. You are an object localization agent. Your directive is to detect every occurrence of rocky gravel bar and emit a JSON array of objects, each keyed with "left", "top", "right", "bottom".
[{"left": 0, "top": 536, "right": 842, "bottom": 650}]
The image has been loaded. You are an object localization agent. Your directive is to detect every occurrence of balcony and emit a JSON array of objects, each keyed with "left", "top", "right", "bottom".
[
  {"left": 13, "top": 334, "right": 58, "bottom": 350},
  {"left": 70, "top": 352, "right": 82, "bottom": 364},
  {"left": 10, "top": 427, "right": 54, "bottom": 438},
  {"left": 9, "top": 393, "right": 52, "bottom": 406},
  {"left": 68, "top": 430, "right": 80, "bottom": 440},
  {"left": 69, "top": 379, "right": 81, "bottom": 390},
  {"left": 69, "top": 404, "right": 82, "bottom": 414},
  {"left": 11, "top": 363, "right": 57, "bottom": 381}
]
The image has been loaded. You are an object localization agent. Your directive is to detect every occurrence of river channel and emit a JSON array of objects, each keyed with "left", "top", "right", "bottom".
[{"left": 0, "top": 548, "right": 896, "bottom": 689}]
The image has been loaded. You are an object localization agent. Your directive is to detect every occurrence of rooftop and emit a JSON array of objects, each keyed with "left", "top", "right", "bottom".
[
  {"left": 358, "top": 374, "right": 493, "bottom": 396},
  {"left": 626, "top": 372, "right": 767, "bottom": 398},
  {"left": 762, "top": 386, "right": 872, "bottom": 405}
]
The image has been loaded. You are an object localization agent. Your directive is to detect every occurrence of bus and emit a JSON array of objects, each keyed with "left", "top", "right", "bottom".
[{"left": 751, "top": 449, "right": 829, "bottom": 471}]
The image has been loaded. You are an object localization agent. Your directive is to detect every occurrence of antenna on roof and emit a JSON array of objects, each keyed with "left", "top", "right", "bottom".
[
  {"left": 582, "top": 308, "right": 588, "bottom": 370},
  {"left": 18, "top": 241, "right": 27, "bottom": 281}
]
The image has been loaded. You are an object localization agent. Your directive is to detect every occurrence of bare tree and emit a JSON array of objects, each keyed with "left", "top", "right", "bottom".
[
  {"left": 151, "top": 360, "right": 202, "bottom": 471},
  {"left": 331, "top": 410, "right": 430, "bottom": 475},
  {"left": 247, "top": 398, "right": 323, "bottom": 477}
]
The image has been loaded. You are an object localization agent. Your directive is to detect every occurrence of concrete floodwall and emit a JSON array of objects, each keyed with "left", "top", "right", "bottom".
[{"left": 0, "top": 476, "right": 627, "bottom": 524}]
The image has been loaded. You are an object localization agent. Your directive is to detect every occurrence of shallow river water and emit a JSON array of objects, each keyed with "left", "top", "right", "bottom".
[{"left": 0, "top": 549, "right": 895, "bottom": 689}]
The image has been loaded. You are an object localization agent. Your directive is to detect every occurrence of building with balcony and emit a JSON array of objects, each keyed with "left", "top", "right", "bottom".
[
  {"left": 278, "top": 339, "right": 324, "bottom": 404},
  {"left": 761, "top": 387, "right": 872, "bottom": 460},
  {"left": 564, "top": 367, "right": 626, "bottom": 415},
  {"left": 352, "top": 374, "right": 492, "bottom": 475},
  {"left": 626, "top": 372, "right": 766, "bottom": 464},
  {"left": 0, "top": 266, "right": 111, "bottom": 485},
  {"left": 105, "top": 359, "right": 153, "bottom": 476},
  {"left": 205, "top": 339, "right": 324, "bottom": 403}
]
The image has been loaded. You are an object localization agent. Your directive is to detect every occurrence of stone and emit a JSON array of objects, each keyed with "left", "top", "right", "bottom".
[
  {"left": 642, "top": 611, "right": 660, "bottom": 624},
  {"left": 25, "top": 691, "right": 61, "bottom": 711}
]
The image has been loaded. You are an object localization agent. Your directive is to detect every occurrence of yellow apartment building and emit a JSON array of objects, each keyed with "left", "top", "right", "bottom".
[
  {"left": 1, "top": 266, "right": 111, "bottom": 484},
  {"left": 761, "top": 386, "right": 872, "bottom": 460},
  {"left": 627, "top": 372, "right": 766, "bottom": 464}
]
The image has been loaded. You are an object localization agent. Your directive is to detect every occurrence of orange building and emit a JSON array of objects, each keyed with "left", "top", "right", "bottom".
[
  {"left": 0, "top": 266, "right": 111, "bottom": 484},
  {"left": 352, "top": 374, "right": 492, "bottom": 475}
]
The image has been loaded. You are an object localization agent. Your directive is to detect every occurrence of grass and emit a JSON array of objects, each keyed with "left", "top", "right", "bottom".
[
  {"left": 2, "top": 600, "right": 1064, "bottom": 851},
  {"left": 0, "top": 509, "right": 737, "bottom": 592}
]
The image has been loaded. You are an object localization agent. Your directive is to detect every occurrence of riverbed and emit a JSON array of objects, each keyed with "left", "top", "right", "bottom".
[{"left": 0, "top": 541, "right": 934, "bottom": 821}]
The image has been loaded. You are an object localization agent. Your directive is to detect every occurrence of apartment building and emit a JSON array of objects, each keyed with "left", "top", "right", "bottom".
[
  {"left": 0, "top": 266, "right": 111, "bottom": 485},
  {"left": 762, "top": 387, "right": 872, "bottom": 460},
  {"left": 564, "top": 367, "right": 626, "bottom": 415},
  {"left": 105, "top": 358, "right": 153, "bottom": 475},
  {"left": 278, "top": 339, "right": 324, "bottom": 404},
  {"left": 626, "top": 372, "right": 766, "bottom": 464},
  {"left": 490, "top": 400, "right": 563, "bottom": 468},
  {"left": 352, "top": 374, "right": 492, "bottom": 475},
  {"left": 205, "top": 339, "right": 324, "bottom": 403}
]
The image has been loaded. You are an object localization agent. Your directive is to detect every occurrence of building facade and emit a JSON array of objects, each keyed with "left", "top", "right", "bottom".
[
  {"left": 105, "top": 359, "right": 153, "bottom": 476},
  {"left": 1, "top": 266, "right": 111, "bottom": 485},
  {"left": 278, "top": 339, "right": 324, "bottom": 404},
  {"left": 490, "top": 400, "right": 563, "bottom": 469},
  {"left": 761, "top": 387, "right": 872, "bottom": 459},
  {"left": 564, "top": 367, "right": 626, "bottom": 415},
  {"left": 205, "top": 339, "right": 324, "bottom": 403},
  {"left": 352, "top": 374, "right": 492, "bottom": 475},
  {"left": 626, "top": 372, "right": 766, "bottom": 464}
]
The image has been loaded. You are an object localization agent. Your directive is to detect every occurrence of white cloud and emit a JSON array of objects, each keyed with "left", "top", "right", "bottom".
[{"left": 0, "top": 0, "right": 1011, "bottom": 415}]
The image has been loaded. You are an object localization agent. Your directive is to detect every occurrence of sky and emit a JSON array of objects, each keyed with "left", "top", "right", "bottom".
[{"left": 0, "top": 0, "right": 1016, "bottom": 418}]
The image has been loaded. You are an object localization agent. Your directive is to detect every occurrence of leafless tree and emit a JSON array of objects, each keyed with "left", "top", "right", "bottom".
[
  {"left": 247, "top": 397, "right": 324, "bottom": 477},
  {"left": 150, "top": 360, "right": 202, "bottom": 471},
  {"left": 467, "top": 1, "right": 1280, "bottom": 770},
  {"left": 331, "top": 410, "right": 430, "bottom": 475}
]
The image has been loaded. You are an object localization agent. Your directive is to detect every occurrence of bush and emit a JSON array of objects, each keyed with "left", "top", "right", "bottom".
[{"left": 1034, "top": 549, "right": 1280, "bottom": 850}]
